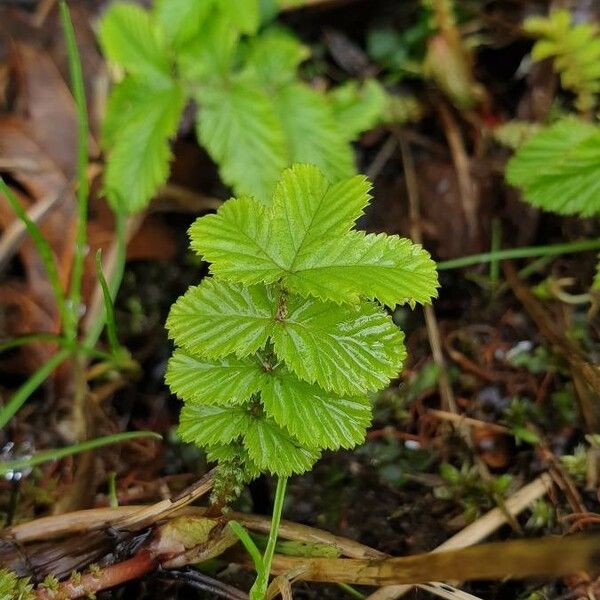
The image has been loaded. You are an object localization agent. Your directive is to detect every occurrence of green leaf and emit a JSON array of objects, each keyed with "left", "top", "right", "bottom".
[
  {"left": 244, "top": 27, "right": 309, "bottom": 88},
  {"left": 166, "top": 279, "right": 275, "bottom": 358},
  {"left": 154, "top": 0, "right": 214, "bottom": 47},
  {"left": 104, "top": 79, "right": 184, "bottom": 212},
  {"left": 283, "top": 230, "right": 439, "bottom": 307},
  {"left": 274, "top": 84, "right": 355, "bottom": 182},
  {"left": 271, "top": 164, "right": 371, "bottom": 263},
  {"left": 189, "top": 197, "right": 284, "bottom": 283},
  {"left": 196, "top": 80, "right": 288, "bottom": 202},
  {"left": 261, "top": 368, "right": 372, "bottom": 449},
  {"left": 244, "top": 417, "right": 320, "bottom": 475},
  {"left": 190, "top": 167, "right": 439, "bottom": 306},
  {"left": 98, "top": 2, "right": 170, "bottom": 80},
  {"left": 216, "top": 0, "right": 260, "bottom": 34},
  {"left": 178, "top": 404, "right": 252, "bottom": 446},
  {"left": 177, "top": 10, "right": 240, "bottom": 81},
  {"left": 593, "top": 257, "right": 600, "bottom": 291},
  {"left": 166, "top": 350, "right": 267, "bottom": 405},
  {"left": 272, "top": 296, "right": 406, "bottom": 395},
  {"left": 506, "top": 118, "right": 600, "bottom": 217},
  {"left": 328, "top": 79, "right": 389, "bottom": 140}
]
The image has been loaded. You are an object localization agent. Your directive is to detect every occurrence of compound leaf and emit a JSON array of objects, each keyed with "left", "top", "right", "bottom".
[
  {"left": 98, "top": 2, "right": 170, "bottom": 80},
  {"left": 104, "top": 79, "right": 184, "bottom": 212},
  {"left": 244, "top": 417, "right": 320, "bottom": 476},
  {"left": 167, "top": 350, "right": 267, "bottom": 405},
  {"left": 190, "top": 168, "right": 437, "bottom": 306},
  {"left": 272, "top": 296, "right": 406, "bottom": 395},
  {"left": 261, "top": 368, "right": 372, "bottom": 449},
  {"left": 178, "top": 404, "right": 252, "bottom": 447},
  {"left": 196, "top": 80, "right": 288, "bottom": 202},
  {"left": 506, "top": 118, "right": 600, "bottom": 216},
  {"left": 216, "top": 0, "right": 260, "bottom": 34},
  {"left": 166, "top": 279, "right": 275, "bottom": 358}
]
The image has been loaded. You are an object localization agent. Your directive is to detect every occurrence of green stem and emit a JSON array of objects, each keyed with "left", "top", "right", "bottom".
[
  {"left": 60, "top": 0, "right": 89, "bottom": 341},
  {"left": 437, "top": 238, "right": 600, "bottom": 271},
  {"left": 250, "top": 476, "right": 288, "bottom": 600},
  {"left": 0, "top": 348, "right": 71, "bottom": 429},
  {"left": 0, "top": 431, "right": 161, "bottom": 475}
]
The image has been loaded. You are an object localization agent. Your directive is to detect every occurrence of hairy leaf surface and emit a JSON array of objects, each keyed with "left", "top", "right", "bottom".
[
  {"left": 166, "top": 279, "right": 275, "bottom": 358},
  {"left": 261, "top": 369, "right": 372, "bottom": 449},
  {"left": 272, "top": 296, "right": 406, "bottom": 395}
]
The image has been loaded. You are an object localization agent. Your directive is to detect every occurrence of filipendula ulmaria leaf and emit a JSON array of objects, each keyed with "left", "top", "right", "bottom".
[
  {"left": 244, "top": 417, "right": 321, "bottom": 476},
  {"left": 154, "top": 0, "right": 214, "bottom": 48},
  {"left": 243, "top": 27, "right": 310, "bottom": 88},
  {"left": 196, "top": 79, "right": 288, "bottom": 203},
  {"left": 166, "top": 279, "right": 275, "bottom": 358},
  {"left": 166, "top": 350, "right": 268, "bottom": 406},
  {"left": 272, "top": 295, "right": 406, "bottom": 395},
  {"left": 190, "top": 166, "right": 438, "bottom": 306},
  {"left": 178, "top": 404, "right": 252, "bottom": 446},
  {"left": 98, "top": 2, "right": 170, "bottom": 81},
  {"left": 283, "top": 230, "right": 439, "bottom": 307},
  {"left": 273, "top": 83, "right": 355, "bottom": 182},
  {"left": 506, "top": 118, "right": 600, "bottom": 217},
  {"left": 261, "top": 368, "right": 372, "bottom": 450},
  {"left": 104, "top": 79, "right": 185, "bottom": 212}
]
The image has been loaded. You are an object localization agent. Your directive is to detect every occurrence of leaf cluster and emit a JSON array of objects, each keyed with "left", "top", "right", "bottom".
[
  {"left": 166, "top": 165, "right": 438, "bottom": 484},
  {"left": 98, "top": 0, "right": 403, "bottom": 212},
  {"left": 524, "top": 9, "right": 600, "bottom": 113}
]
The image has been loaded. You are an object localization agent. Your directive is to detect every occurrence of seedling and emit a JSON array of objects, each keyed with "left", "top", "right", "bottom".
[{"left": 166, "top": 163, "right": 438, "bottom": 597}]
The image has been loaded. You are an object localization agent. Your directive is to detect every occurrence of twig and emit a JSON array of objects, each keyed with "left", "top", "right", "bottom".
[
  {"left": 436, "top": 102, "right": 479, "bottom": 246},
  {"left": 397, "top": 131, "right": 457, "bottom": 415}
]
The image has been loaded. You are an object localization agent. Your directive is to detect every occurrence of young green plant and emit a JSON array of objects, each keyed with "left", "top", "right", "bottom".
[{"left": 165, "top": 163, "right": 439, "bottom": 597}]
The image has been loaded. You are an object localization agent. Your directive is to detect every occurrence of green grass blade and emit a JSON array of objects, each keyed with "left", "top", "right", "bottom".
[
  {"left": 0, "top": 333, "right": 64, "bottom": 354},
  {"left": 0, "top": 179, "right": 69, "bottom": 330},
  {"left": 59, "top": 0, "right": 90, "bottom": 341},
  {"left": 84, "top": 209, "right": 128, "bottom": 349},
  {"left": 229, "top": 520, "right": 265, "bottom": 575},
  {"left": 438, "top": 238, "right": 600, "bottom": 270},
  {"left": 0, "top": 431, "right": 161, "bottom": 475},
  {"left": 0, "top": 348, "right": 71, "bottom": 429},
  {"left": 95, "top": 249, "right": 120, "bottom": 355}
]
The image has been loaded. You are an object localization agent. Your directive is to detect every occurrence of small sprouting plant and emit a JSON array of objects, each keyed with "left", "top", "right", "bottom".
[
  {"left": 502, "top": 398, "right": 542, "bottom": 446},
  {"left": 560, "top": 444, "right": 588, "bottom": 484},
  {"left": 523, "top": 9, "right": 600, "bottom": 113},
  {"left": 166, "top": 164, "right": 438, "bottom": 493},
  {"left": 435, "top": 463, "right": 513, "bottom": 522}
]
